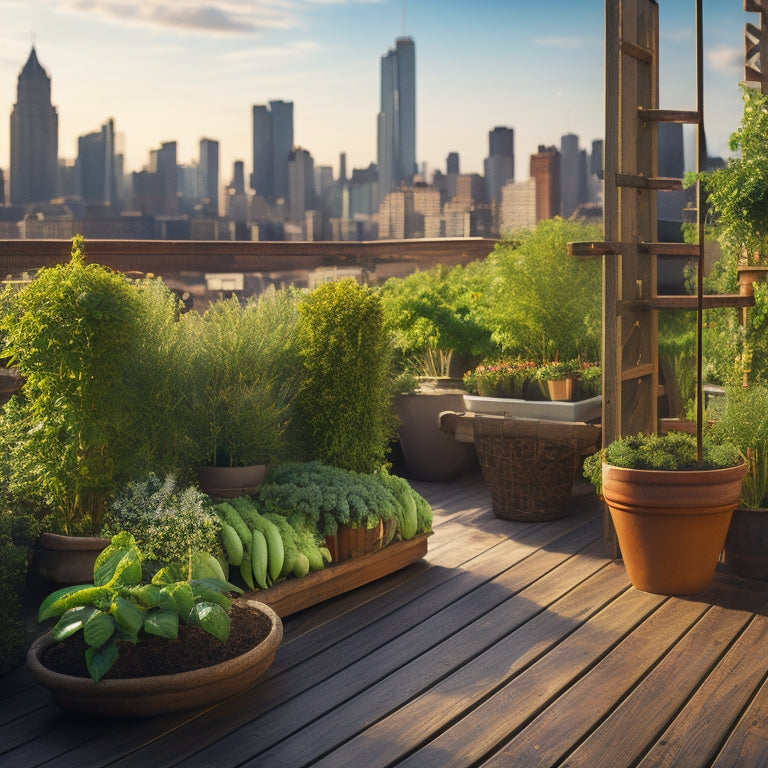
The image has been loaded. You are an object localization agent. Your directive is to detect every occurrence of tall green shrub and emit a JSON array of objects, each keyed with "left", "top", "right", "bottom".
[
  {"left": 472, "top": 218, "right": 603, "bottom": 363},
  {"left": 286, "top": 278, "right": 397, "bottom": 473}
]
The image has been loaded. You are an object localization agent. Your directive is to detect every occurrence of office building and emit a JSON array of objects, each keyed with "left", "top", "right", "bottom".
[
  {"left": 199, "top": 138, "right": 219, "bottom": 214},
  {"left": 377, "top": 37, "right": 416, "bottom": 203},
  {"left": 77, "top": 118, "right": 116, "bottom": 207},
  {"left": 530, "top": 145, "right": 561, "bottom": 221},
  {"left": 250, "top": 101, "right": 293, "bottom": 202},
  {"left": 484, "top": 126, "right": 515, "bottom": 203},
  {"left": 10, "top": 47, "right": 59, "bottom": 205},
  {"left": 288, "top": 146, "right": 315, "bottom": 225}
]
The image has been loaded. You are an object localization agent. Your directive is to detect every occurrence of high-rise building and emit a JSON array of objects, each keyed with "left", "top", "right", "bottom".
[
  {"left": 377, "top": 37, "right": 416, "bottom": 204},
  {"left": 77, "top": 118, "right": 116, "bottom": 207},
  {"left": 560, "top": 133, "right": 587, "bottom": 218},
  {"left": 484, "top": 126, "right": 515, "bottom": 203},
  {"left": 250, "top": 101, "right": 293, "bottom": 202},
  {"left": 199, "top": 138, "right": 219, "bottom": 213},
  {"left": 152, "top": 141, "right": 178, "bottom": 216},
  {"left": 288, "top": 146, "right": 315, "bottom": 225},
  {"left": 10, "top": 48, "right": 59, "bottom": 205},
  {"left": 530, "top": 145, "right": 561, "bottom": 222}
]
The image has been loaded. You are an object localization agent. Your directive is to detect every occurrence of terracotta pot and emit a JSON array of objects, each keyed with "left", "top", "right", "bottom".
[
  {"left": 26, "top": 600, "right": 283, "bottom": 717},
  {"left": 602, "top": 461, "right": 746, "bottom": 595},
  {"left": 197, "top": 464, "right": 266, "bottom": 497},
  {"left": 723, "top": 506, "right": 768, "bottom": 580},
  {"left": 546, "top": 377, "right": 574, "bottom": 401},
  {"left": 36, "top": 533, "right": 111, "bottom": 585}
]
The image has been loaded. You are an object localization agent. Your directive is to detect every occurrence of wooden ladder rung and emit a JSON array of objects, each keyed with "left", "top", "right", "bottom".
[
  {"left": 620, "top": 39, "right": 653, "bottom": 63},
  {"left": 640, "top": 242, "right": 700, "bottom": 257},
  {"left": 638, "top": 108, "right": 701, "bottom": 124},
  {"left": 620, "top": 295, "right": 755, "bottom": 311},
  {"left": 615, "top": 174, "right": 683, "bottom": 191}
]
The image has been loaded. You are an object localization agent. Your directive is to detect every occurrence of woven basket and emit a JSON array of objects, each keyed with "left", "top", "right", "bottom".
[{"left": 473, "top": 415, "right": 601, "bottom": 522}]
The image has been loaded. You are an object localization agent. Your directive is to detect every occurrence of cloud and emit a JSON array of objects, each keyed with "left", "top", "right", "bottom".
[
  {"left": 707, "top": 44, "right": 742, "bottom": 74},
  {"left": 534, "top": 35, "right": 590, "bottom": 49}
]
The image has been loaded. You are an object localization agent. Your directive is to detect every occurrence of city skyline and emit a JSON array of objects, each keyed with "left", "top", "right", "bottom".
[{"left": 0, "top": 1, "right": 751, "bottom": 186}]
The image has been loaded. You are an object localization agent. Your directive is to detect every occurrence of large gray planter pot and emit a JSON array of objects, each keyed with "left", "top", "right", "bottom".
[{"left": 395, "top": 388, "right": 477, "bottom": 482}]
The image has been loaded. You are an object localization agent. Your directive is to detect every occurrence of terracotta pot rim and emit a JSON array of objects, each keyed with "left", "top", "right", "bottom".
[
  {"left": 39, "top": 532, "right": 112, "bottom": 550},
  {"left": 602, "top": 461, "right": 746, "bottom": 482}
]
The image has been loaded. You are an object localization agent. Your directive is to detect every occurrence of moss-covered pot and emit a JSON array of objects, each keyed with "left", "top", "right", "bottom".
[{"left": 602, "top": 462, "right": 746, "bottom": 595}]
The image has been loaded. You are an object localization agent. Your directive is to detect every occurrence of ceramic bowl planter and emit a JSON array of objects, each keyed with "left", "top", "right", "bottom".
[
  {"left": 26, "top": 599, "right": 283, "bottom": 717},
  {"left": 602, "top": 462, "right": 746, "bottom": 595},
  {"left": 36, "top": 533, "right": 111, "bottom": 585},
  {"left": 197, "top": 464, "right": 267, "bottom": 498}
]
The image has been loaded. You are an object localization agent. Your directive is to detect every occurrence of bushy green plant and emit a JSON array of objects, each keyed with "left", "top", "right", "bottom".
[
  {"left": 535, "top": 358, "right": 580, "bottom": 382},
  {"left": 709, "top": 385, "right": 768, "bottom": 507},
  {"left": 179, "top": 289, "right": 300, "bottom": 468},
  {"left": 285, "top": 278, "right": 397, "bottom": 474},
  {"left": 472, "top": 218, "right": 603, "bottom": 364},
  {"left": 463, "top": 358, "right": 537, "bottom": 397},
  {"left": 0, "top": 236, "right": 182, "bottom": 534},
  {"left": 378, "top": 264, "right": 494, "bottom": 377},
  {"left": 583, "top": 431, "right": 742, "bottom": 497},
  {"left": 37, "top": 532, "right": 242, "bottom": 682},
  {"left": 101, "top": 474, "right": 225, "bottom": 576}
]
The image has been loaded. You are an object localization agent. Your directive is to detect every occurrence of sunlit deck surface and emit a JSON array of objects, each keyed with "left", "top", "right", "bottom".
[{"left": 4, "top": 471, "right": 768, "bottom": 768}]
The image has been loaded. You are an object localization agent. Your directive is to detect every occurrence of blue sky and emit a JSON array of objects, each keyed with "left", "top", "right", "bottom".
[{"left": 0, "top": 0, "right": 750, "bottom": 185}]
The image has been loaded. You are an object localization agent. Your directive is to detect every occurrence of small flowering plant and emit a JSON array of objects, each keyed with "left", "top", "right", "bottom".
[
  {"left": 577, "top": 361, "right": 602, "bottom": 396},
  {"left": 464, "top": 358, "right": 538, "bottom": 397},
  {"left": 535, "top": 358, "right": 580, "bottom": 382}
]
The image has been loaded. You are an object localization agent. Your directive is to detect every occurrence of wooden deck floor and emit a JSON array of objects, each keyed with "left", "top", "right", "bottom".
[{"left": 4, "top": 471, "right": 768, "bottom": 768}]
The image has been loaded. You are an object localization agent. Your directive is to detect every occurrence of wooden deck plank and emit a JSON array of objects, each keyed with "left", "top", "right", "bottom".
[
  {"left": 559, "top": 581, "right": 768, "bottom": 768},
  {"left": 712, "top": 673, "right": 768, "bottom": 767}
]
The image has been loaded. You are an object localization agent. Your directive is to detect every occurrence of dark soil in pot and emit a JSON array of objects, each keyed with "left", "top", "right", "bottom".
[{"left": 39, "top": 602, "right": 272, "bottom": 679}]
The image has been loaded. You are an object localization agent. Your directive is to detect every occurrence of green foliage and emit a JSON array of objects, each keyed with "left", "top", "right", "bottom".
[
  {"left": 377, "top": 264, "right": 494, "bottom": 377},
  {"left": 583, "top": 432, "right": 742, "bottom": 496},
  {"left": 179, "top": 289, "right": 300, "bottom": 468},
  {"left": 101, "top": 473, "right": 225, "bottom": 577},
  {"left": 0, "top": 236, "right": 182, "bottom": 534},
  {"left": 709, "top": 385, "right": 768, "bottom": 507},
  {"left": 695, "top": 85, "right": 768, "bottom": 265},
  {"left": 535, "top": 358, "right": 580, "bottom": 382},
  {"left": 0, "top": 508, "right": 40, "bottom": 674},
  {"left": 286, "top": 278, "right": 397, "bottom": 474},
  {"left": 37, "top": 531, "right": 242, "bottom": 682},
  {"left": 471, "top": 218, "right": 603, "bottom": 363},
  {"left": 463, "top": 358, "right": 538, "bottom": 397},
  {"left": 256, "top": 460, "right": 432, "bottom": 539}
]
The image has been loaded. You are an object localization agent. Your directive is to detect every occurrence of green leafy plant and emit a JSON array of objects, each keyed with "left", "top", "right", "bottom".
[
  {"left": 101, "top": 474, "right": 226, "bottom": 578},
  {"left": 37, "top": 531, "right": 242, "bottom": 682},
  {"left": 285, "top": 278, "right": 398, "bottom": 474},
  {"left": 583, "top": 431, "right": 742, "bottom": 497},
  {"left": 535, "top": 358, "right": 580, "bottom": 382},
  {"left": 577, "top": 361, "right": 602, "bottom": 396},
  {"left": 463, "top": 358, "right": 537, "bottom": 397},
  {"left": 179, "top": 290, "right": 300, "bottom": 468},
  {"left": 709, "top": 385, "right": 768, "bottom": 508},
  {"left": 0, "top": 236, "right": 182, "bottom": 534}
]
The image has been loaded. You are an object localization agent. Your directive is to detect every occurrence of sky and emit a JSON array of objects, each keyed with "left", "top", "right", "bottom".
[{"left": 0, "top": 0, "right": 752, "bottom": 186}]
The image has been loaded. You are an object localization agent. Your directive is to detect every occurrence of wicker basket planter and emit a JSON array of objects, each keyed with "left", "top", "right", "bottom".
[{"left": 473, "top": 415, "right": 601, "bottom": 522}]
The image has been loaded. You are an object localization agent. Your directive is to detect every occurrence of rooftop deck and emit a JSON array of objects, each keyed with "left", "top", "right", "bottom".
[{"left": 3, "top": 471, "right": 768, "bottom": 768}]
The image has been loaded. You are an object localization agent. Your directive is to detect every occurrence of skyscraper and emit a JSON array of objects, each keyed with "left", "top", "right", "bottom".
[
  {"left": 199, "top": 138, "right": 219, "bottom": 213},
  {"left": 377, "top": 37, "right": 416, "bottom": 204},
  {"left": 10, "top": 47, "right": 58, "bottom": 205},
  {"left": 77, "top": 118, "right": 116, "bottom": 207},
  {"left": 250, "top": 101, "right": 293, "bottom": 202},
  {"left": 484, "top": 126, "right": 515, "bottom": 203}
]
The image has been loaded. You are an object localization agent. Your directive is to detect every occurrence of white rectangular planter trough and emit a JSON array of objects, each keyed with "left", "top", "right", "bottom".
[{"left": 463, "top": 394, "right": 602, "bottom": 423}]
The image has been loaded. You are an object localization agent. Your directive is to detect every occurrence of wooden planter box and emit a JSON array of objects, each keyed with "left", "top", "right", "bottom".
[{"left": 240, "top": 534, "right": 430, "bottom": 617}]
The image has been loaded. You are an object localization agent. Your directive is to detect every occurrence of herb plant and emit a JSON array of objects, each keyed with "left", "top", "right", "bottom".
[{"left": 38, "top": 532, "right": 242, "bottom": 682}]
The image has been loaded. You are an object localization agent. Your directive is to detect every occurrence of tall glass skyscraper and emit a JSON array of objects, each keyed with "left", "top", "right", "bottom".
[
  {"left": 377, "top": 37, "right": 416, "bottom": 204},
  {"left": 250, "top": 100, "right": 293, "bottom": 203},
  {"left": 10, "top": 47, "right": 58, "bottom": 205}
]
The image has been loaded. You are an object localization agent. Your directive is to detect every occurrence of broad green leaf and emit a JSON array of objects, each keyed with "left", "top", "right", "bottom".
[
  {"left": 126, "top": 583, "right": 161, "bottom": 607},
  {"left": 162, "top": 582, "right": 194, "bottom": 620},
  {"left": 144, "top": 607, "right": 179, "bottom": 639},
  {"left": 190, "top": 577, "right": 242, "bottom": 596},
  {"left": 189, "top": 584, "right": 231, "bottom": 611},
  {"left": 52, "top": 606, "right": 96, "bottom": 640},
  {"left": 83, "top": 611, "right": 116, "bottom": 648},
  {"left": 40, "top": 586, "right": 111, "bottom": 621},
  {"left": 113, "top": 596, "right": 145, "bottom": 635},
  {"left": 85, "top": 640, "right": 119, "bottom": 682},
  {"left": 188, "top": 602, "right": 230, "bottom": 644},
  {"left": 38, "top": 583, "right": 93, "bottom": 621}
]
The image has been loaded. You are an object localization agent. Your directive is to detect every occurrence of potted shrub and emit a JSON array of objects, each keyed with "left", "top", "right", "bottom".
[
  {"left": 463, "top": 358, "right": 538, "bottom": 399},
  {"left": 26, "top": 532, "right": 282, "bottom": 717},
  {"left": 584, "top": 432, "right": 745, "bottom": 595},
  {"left": 708, "top": 384, "right": 768, "bottom": 580},
  {"left": 535, "top": 358, "right": 581, "bottom": 401},
  {"left": 179, "top": 290, "right": 300, "bottom": 496}
]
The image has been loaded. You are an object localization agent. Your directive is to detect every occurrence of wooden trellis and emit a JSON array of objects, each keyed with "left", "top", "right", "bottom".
[{"left": 571, "top": 0, "right": 753, "bottom": 548}]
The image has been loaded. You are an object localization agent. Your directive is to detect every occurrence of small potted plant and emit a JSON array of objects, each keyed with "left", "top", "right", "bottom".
[
  {"left": 463, "top": 358, "right": 538, "bottom": 399},
  {"left": 535, "top": 358, "right": 580, "bottom": 401},
  {"left": 26, "top": 532, "right": 283, "bottom": 717},
  {"left": 583, "top": 431, "right": 745, "bottom": 595}
]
